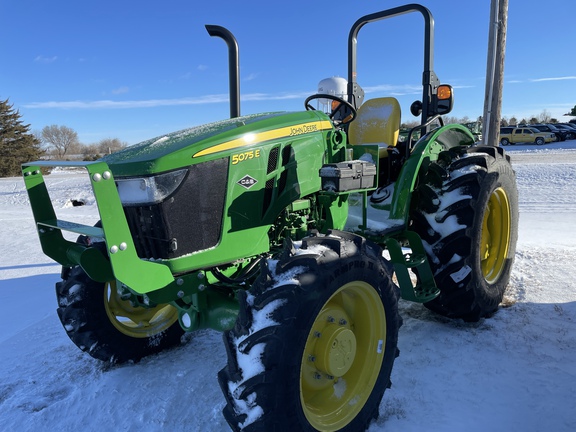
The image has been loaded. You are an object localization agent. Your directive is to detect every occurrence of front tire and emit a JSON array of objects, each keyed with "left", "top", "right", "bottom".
[
  {"left": 411, "top": 146, "right": 519, "bottom": 321},
  {"left": 56, "top": 265, "right": 184, "bottom": 363},
  {"left": 218, "top": 231, "right": 401, "bottom": 431}
]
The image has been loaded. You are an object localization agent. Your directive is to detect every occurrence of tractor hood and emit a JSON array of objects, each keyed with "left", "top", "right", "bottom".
[{"left": 103, "top": 110, "right": 332, "bottom": 176}]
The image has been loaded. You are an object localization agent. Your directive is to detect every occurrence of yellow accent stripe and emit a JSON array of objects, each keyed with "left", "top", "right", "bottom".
[{"left": 193, "top": 120, "right": 333, "bottom": 158}]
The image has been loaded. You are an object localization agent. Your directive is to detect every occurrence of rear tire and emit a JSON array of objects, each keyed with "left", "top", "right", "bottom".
[
  {"left": 56, "top": 265, "right": 184, "bottom": 363},
  {"left": 411, "top": 146, "right": 518, "bottom": 321},
  {"left": 500, "top": 137, "right": 510, "bottom": 146},
  {"left": 218, "top": 230, "right": 401, "bottom": 431}
]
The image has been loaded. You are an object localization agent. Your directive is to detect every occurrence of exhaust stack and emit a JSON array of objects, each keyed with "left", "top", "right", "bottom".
[{"left": 205, "top": 25, "right": 240, "bottom": 118}]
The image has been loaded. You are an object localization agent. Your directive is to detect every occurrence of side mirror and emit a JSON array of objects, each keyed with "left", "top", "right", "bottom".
[
  {"left": 435, "top": 84, "right": 453, "bottom": 116},
  {"left": 410, "top": 100, "right": 423, "bottom": 117},
  {"left": 411, "top": 84, "right": 453, "bottom": 118}
]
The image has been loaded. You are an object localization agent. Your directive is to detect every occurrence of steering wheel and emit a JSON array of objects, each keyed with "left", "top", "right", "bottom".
[{"left": 304, "top": 94, "right": 357, "bottom": 126}]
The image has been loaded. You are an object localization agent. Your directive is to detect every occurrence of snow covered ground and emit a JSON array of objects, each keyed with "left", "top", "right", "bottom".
[{"left": 1, "top": 141, "right": 575, "bottom": 431}]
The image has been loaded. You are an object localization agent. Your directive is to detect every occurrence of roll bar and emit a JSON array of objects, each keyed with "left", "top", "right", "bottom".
[{"left": 347, "top": 4, "right": 441, "bottom": 129}]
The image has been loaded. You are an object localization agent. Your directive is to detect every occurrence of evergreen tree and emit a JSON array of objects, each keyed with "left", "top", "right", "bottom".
[{"left": 0, "top": 99, "right": 43, "bottom": 177}]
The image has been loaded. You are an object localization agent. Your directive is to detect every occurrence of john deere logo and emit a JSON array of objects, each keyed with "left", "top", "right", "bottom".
[{"left": 238, "top": 175, "right": 258, "bottom": 190}]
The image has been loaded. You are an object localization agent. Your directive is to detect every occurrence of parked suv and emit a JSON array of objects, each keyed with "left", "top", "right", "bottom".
[
  {"left": 553, "top": 124, "right": 576, "bottom": 139},
  {"left": 499, "top": 127, "right": 555, "bottom": 145},
  {"left": 530, "top": 124, "right": 566, "bottom": 141}
]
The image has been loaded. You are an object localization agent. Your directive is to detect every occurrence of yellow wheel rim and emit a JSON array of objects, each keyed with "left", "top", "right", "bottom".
[
  {"left": 300, "top": 281, "right": 386, "bottom": 430},
  {"left": 481, "top": 187, "right": 511, "bottom": 283},
  {"left": 104, "top": 281, "right": 179, "bottom": 338}
]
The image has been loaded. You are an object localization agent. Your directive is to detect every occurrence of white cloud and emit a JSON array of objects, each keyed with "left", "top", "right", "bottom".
[
  {"left": 23, "top": 97, "right": 217, "bottom": 109},
  {"left": 34, "top": 55, "right": 58, "bottom": 64},
  {"left": 23, "top": 90, "right": 314, "bottom": 110},
  {"left": 529, "top": 76, "right": 576, "bottom": 82},
  {"left": 112, "top": 86, "right": 130, "bottom": 94},
  {"left": 508, "top": 76, "right": 576, "bottom": 84},
  {"left": 363, "top": 83, "right": 422, "bottom": 95},
  {"left": 111, "top": 86, "right": 130, "bottom": 95},
  {"left": 24, "top": 81, "right": 469, "bottom": 110},
  {"left": 244, "top": 72, "right": 260, "bottom": 82},
  {"left": 197, "top": 64, "right": 209, "bottom": 71}
]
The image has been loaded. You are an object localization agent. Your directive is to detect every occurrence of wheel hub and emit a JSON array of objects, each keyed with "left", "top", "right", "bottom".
[
  {"left": 315, "top": 325, "right": 357, "bottom": 377},
  {"left": 481, "top": 187, "right": 511, "bottom": 283},
  {"left": 300, "top": 281, "right": 387, "bottom": 430},
  {"left": 105, "top": 281, "right": 180, "bottom": 338}
]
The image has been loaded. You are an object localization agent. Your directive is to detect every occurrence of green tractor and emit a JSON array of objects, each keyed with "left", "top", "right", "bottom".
[{"left": 22, "top": 4, "right": 518, "bottom": 431}]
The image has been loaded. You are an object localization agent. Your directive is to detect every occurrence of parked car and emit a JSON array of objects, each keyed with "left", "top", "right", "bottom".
[
  {"left": 557, "top": 123, "right": 576, "bottom": 136},
  {"left": 553, "top": 124, "right": 576, "bottom": 139},
  {"left": 530, "top": 124, "right": 566, "bottom": 141},
  {"left": 561, "top": 123, "right": 576, "bottom": 130},
  {"left": 499, "top": 127, "right": 555, "bottom": 145}
]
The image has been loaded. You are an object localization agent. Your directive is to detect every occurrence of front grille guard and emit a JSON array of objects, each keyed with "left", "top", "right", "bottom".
[{"left": 22, "top": 160, "right": 174, "bottom": 293}]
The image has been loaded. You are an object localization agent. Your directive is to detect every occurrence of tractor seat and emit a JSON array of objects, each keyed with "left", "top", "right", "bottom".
[{"left": 347, "top": 97, "right": 401, "bottom": 158}]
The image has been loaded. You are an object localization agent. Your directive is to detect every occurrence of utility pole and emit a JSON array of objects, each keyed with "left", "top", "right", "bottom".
[{"left": 482, "top": 0, "right": 508, "bottom": 146}]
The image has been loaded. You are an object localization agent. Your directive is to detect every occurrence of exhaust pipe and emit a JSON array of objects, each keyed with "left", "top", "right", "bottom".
[{"left": 205, "top": 25, "right": 240, "bottom": 118}]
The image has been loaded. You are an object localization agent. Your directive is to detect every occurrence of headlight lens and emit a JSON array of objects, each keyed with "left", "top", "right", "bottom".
[{"left": 116, "top": 169, "right": 187, "bottom": 206}]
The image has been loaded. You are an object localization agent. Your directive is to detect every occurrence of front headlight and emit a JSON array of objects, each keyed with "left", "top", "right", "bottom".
[{"left": 116, "top": 169, "right": 187, "bottom": 206}]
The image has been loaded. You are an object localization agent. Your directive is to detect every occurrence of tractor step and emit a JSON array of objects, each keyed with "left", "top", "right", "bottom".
[
  {"left": 385, "top": 231, "right": 439, "bottom": 303},
  {"left": 401, "top": 252, "right": 426, "bottom": 268}
]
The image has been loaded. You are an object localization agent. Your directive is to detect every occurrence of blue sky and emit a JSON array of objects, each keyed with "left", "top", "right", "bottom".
[{"left": 2, "top": 0, "right": 575, "bottom": 145}]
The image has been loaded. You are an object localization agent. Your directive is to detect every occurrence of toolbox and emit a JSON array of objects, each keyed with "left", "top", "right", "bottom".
[{"left": 319, "top": 160, "right": 376, "bottom": 192}]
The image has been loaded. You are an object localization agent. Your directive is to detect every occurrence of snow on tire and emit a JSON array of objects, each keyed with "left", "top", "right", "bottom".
[
  {"left": 56, "top": 263, "right": 184, "bottom": 363},
  {"left": 218, "top": 230, "right": 401, "bottom": 431},
  {"left": 411, "top": 145, "right": 519, "bottom": 321}
]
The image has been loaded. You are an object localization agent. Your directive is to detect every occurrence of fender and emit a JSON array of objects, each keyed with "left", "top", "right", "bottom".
[{"left": 389, "top": 123, "right": 476, "bottom": 224}]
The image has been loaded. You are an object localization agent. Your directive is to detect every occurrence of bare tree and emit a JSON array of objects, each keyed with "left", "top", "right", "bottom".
[
  {"left": 537, "top": 109, "right": 552, "bottom": 124},
  {"left": 41, "top": 125, "right": 79, "bottom": 158},
  {"left": 441, "top": 115, "right": 459, "bottom": 125},
  {"left": 97, "top": 138, "right": 127, "bottom": 155},
  {"left": 82, "top": 143, "right": 101, "bottom": 161},
  {"left": 400, "top": 120, "right": 420, "bottom": 129}
]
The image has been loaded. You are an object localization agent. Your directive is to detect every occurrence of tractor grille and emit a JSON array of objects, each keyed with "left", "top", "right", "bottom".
[
  {"left": 263, "top": 146, "right": 279, "bottom": 214},
  {"left": 123, "top": 158, "right": 229, "bottom": 260}
]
